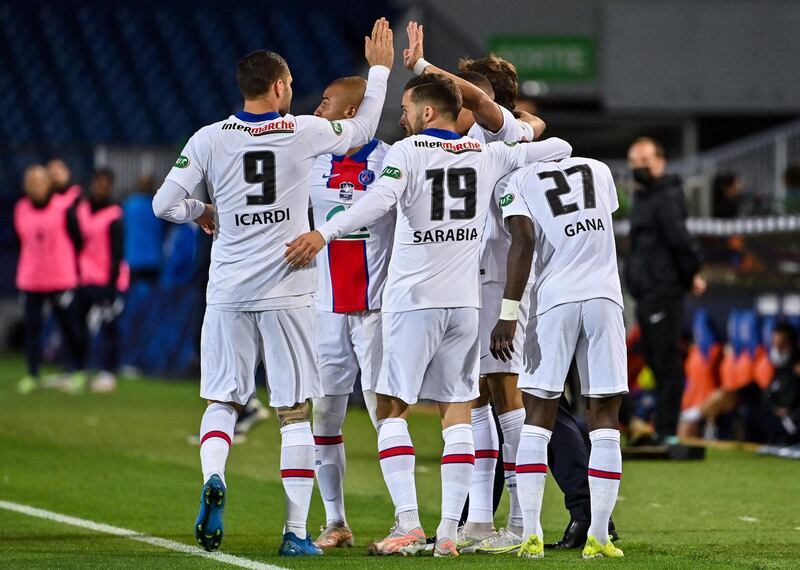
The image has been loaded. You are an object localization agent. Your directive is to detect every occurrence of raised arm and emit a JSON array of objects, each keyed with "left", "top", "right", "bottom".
[
  {"left": 403, "top": 21, "right": 504, "bottom": 132},
  {"left": 336, "top": 18, "right": 394, "bottom": 148}
]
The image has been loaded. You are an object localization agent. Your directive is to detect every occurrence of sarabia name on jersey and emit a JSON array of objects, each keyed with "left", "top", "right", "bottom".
[{"left": 413, "top": 227, "right": 479, "bottom": 243}]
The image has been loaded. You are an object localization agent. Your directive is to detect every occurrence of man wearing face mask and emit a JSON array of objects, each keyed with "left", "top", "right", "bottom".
[
  {"left": 762, "top": 323, "right": 800, "bottom": 444},
  {"left": 625, "top": 137, "right": 705, "bottom": 445}
]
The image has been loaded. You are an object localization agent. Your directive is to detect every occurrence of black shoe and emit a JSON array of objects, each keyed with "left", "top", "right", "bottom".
[{"left": 545, "top": 518, "right": 619, "bottom": 550}]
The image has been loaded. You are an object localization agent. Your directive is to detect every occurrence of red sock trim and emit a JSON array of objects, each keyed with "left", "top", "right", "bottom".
[
  {"left": 280, "top": 469, "right": 315, "bottom": 478},
  {"left": 475, "top": 449, "right": 500, "bottom": 459},
  {"left": 441, "top": 453, "right": 476, "bottom": 465},
  {"left": 503, "top": 462, "right": 516, "bottom": 471},
  {"left": 516, "top": 463, "right": 548, "bottom": 474},
  {"left": 314, "top": 435, "right": 344, "bottom": 445},
  {"left": 200, "top": 430, "right": 232, "bottom": 446},
  {"left": 588, "top": 468, "right": 621, "bottom": 480},
  {"left": 379, "top": 445, "right": 415, "bottom": 460}
]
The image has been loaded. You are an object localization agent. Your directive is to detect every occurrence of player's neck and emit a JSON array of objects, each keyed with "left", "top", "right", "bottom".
[
  {"left": 242, "top": 99, "right": 281, "bottom": 115},
  {"left": 344, "top": 145, "right": 362, "bottom": 157},
  {"left": 423, "top": 118, "right": 458, "bottom": 133}
]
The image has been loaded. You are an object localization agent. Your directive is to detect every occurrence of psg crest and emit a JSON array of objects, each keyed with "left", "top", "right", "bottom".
[{"left": 358, "top": 168, "right": 376, "bottom": 186}]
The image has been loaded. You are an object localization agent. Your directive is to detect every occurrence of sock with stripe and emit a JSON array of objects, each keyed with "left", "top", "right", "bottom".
[
  {"left": 464, "top": 404, "right": 498, "bottom": 535},
  {"left": 587, "top": 428, "right": 622, "bottom": 545},
  {"left": 498, "top": 408, "right": 525, "bottom": 533},
  {"left": 377, "top": 418, "right": 420, "bottom": 531},
  {"left": 312, "top": 394, "right": 349, "bottom": 525},
  {"left": 199, "top": 403, "right": 237, "bottom": 486},
  {"left": 437, "top": 423, "right": 475, "bottom": 541},
  {"left": 516, "top": 424, "right": 551, "bottom": 541},
  {"left": 280, "top": 421, "right": 316, "bottom": 538}
]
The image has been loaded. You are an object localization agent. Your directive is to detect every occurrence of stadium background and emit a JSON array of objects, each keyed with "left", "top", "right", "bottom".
[{"left": 1, "top": 0, "right": 800, "bottom": 567}]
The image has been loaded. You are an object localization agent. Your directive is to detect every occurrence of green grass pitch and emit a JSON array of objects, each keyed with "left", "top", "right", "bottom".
[{"left": 0, "top": 354, "right": 798, "bottom": 569}]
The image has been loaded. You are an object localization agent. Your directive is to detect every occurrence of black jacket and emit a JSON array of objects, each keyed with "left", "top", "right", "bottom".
[{"left": 625, "top": 175, "right": 702, "bottom": 301}]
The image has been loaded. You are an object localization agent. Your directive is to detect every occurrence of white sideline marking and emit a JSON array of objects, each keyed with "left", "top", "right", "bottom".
[
  {"left": 0, "top": 500, "right": 286, "bottom": 570},
  {"left": 738, "top": 516, "right": 759, "bottom": 523}
]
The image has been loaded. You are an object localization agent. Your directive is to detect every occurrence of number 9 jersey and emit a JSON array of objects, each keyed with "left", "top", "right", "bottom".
[{"left": 165, "top": 111, "right": 368, "bottom": 310}]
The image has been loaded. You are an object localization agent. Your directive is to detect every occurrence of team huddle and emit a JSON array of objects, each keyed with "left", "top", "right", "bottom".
[{"left": 153, "top": 18, "right": 627, "bottom": 560}]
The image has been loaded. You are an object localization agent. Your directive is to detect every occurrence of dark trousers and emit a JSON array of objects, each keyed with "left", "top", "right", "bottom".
[
  {"left": 74, "top": 286, "right": 122, "bottom": 373},
  {"left": 464, "top": 397, "right": 592, "bottom": 524},
  {"left": 636, "top": 296, "right": 685, "bottom": 437},
  {"left": 23, "top": 290, "right": 82, "bottom": 377}
]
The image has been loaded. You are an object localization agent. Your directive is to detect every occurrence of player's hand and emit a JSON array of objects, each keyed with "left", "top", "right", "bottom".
[
  {"left": 365, "top": 17, "right": 394, "bottom": 69},
  {"left": 403, "top": 21, "right": 424, "bottom": 70},
  {"left": 490, "top": 319, "right": 517, "bottom": 362},
  {"left": 193, "top": 203, "right": 215, "bottom": 235},
  {"left": 691, "top": 273, "right": 707, "bottom": 296},
  {"left": 284, "top": 231, "right": 325, "bottom": 268}
]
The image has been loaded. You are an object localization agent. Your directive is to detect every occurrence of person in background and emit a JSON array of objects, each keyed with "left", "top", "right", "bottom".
[
  {"left": 46, "top": 157, "right": 82, "bottom": 206},
  {"left": 626, "top": 137, "right": 705, "bottom": 445},
  {"left": 14, "top": 165, "right": 83, "bottom": 394},
  {"left": 123, "top": 174, "right": 165, "bottom": 285},
  {"left": 761, "top": 323, "right": 800, "bottom": 444},
  {"left": 711, "top": 172, "right": 742, "bottom": 218},
  {"left": 72, "top": 168, "right": 129, "bottom": 393}
]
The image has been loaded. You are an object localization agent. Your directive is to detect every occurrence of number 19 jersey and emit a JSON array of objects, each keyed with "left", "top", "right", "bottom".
[
  {"left": 166, "top": 111, "right": 360, "bottom": 310},
  {"left": 500, "top": 157, "right": 624, "bottom": 316}
]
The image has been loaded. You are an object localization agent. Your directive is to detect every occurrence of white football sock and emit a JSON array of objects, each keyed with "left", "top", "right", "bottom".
[
  {"left": 280, "top": 422, "right": 315, "bottom": 538},
  {"left": 312, "top": 394, "right": 349, "bottom": 525},
  {"left": 498, "top": 408, "right": 525, "bottom": 530},
  {"left": 199, "top": 403, "right": 237, "bottom": 486},
  {"left": 466, "top": 405, "right": 498, "bottom": 528},
  {"left": 437, "top": 423, "right": 475, "bottom": 541},
  {"left": 377, "top": 418, "right": 419, "bottom": 531},
  {"left": 587, "top": 429, "right": 622, "bottom": 545},
  {"left": 515, "top": 424, "right": 551, "bottom": 541},
  {"left": 362, "top": 389, "right": 379, "bottom": 428}
]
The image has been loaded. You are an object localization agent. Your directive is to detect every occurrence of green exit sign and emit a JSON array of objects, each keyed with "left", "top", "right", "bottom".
[{"left": 487, "top": 36, "right": 595, "bottom": 82}]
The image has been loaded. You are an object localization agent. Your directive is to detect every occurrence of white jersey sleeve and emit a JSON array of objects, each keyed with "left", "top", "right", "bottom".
[
  {"left": 298, "top": 65, "right": 390, "bottom": 157},
  {"left": 499, "top": 157, "right": 623, "bottom": 316},
  {"left": 481, "top": 105, "right": 535, "bottom": 143},
  {"left": 165, "top": 127, "right": 212, "bottom": 195}
]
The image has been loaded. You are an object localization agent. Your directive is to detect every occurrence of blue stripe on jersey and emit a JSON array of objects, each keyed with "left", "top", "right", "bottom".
[
  {"left": 420, "top": 128, "right": 461, "bottom": 140},
  {"left": 331, "top": 138, "right": 380, "bottom": 163},
  {"left": 235, "top": 110, "right": 282, "bottom": 122}
]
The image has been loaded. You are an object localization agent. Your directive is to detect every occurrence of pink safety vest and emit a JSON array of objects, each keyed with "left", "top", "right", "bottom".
[
  {"left": 14, "top": 196, "right": 79, "bottom": 292},
  {"left": 51, "top": 184, "right": 81, "bottom": 208},
  {"left": 75, "top": 200, "right": 130, "bottom": 291}
]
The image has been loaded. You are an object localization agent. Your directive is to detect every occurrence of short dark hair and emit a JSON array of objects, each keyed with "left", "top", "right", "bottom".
[
  {"left": 92, "top": 167, "right": 115, "bottom": 183},
  {"left": 632, "top": 136, "right": 666, "bottom": 159},
  {"left": 458, "top": 55, "right": 518, "bottom": 111},
  {"left": 236, "top": 50, "right": 289, "bottom": 99},
  {"left": 455, "top": 71, "right": 494, "bottom": 97},
  {"left": 774, "top": 322, "right": 798, "bottom": 345},
  {"left": 403, "top": 74, "right": 462, "bottom": 120}
]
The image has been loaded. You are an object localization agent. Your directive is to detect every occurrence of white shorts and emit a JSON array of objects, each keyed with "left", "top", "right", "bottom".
[
  {"left": 200, "top": 306, "right": 322, "bottom": 408},
  {"left": 479, "top": 280, "right": 531, "bottom": 375},
  {"left": 518, "top": 298, "right": 628, "bottom": 397},
  {"left": 377, "top": 308, "right": 480, "bottom": 405},
  {"left": 317, "top": 310, "right": 382, "bottom": 395}
]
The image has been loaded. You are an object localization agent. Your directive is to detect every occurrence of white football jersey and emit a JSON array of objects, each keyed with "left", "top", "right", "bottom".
[
  {"left": 499, "top": 157, "right": 624, "bottom": 316},
  {"left": 316, "top": 129, "right": 573, "bottom": 312},
  {"left": 467, "top": 104, "right": 534, "bottom": 144},
  {"left": 166, "top": 109, "right": 377, "bottom": 309},
  {"left": 309, "top": 139, "right": 394, "bottom": 312},
  {"left": 469, "top": 105, "right": 545, "bottom": 284}
]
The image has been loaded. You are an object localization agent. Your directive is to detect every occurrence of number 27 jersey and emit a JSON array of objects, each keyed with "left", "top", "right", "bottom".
[{"left": 165, "top": 111, "right": 357, "bottom": 309}]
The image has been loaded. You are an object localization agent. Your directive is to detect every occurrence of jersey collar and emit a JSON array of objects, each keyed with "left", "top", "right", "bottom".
[
  {"left": 235, "top": 110, "right": 281, "bottom": 122},
  {"left": 420, "top": 128, "right": 461, "bottom": 140},
  {"left": 332, "top": 138, "right": 380, "bottom": 163}
]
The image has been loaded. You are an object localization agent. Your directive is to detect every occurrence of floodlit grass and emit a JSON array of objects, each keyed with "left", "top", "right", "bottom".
[{"left": 0, "top": 354, "right": 798, "bottom": 568}]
